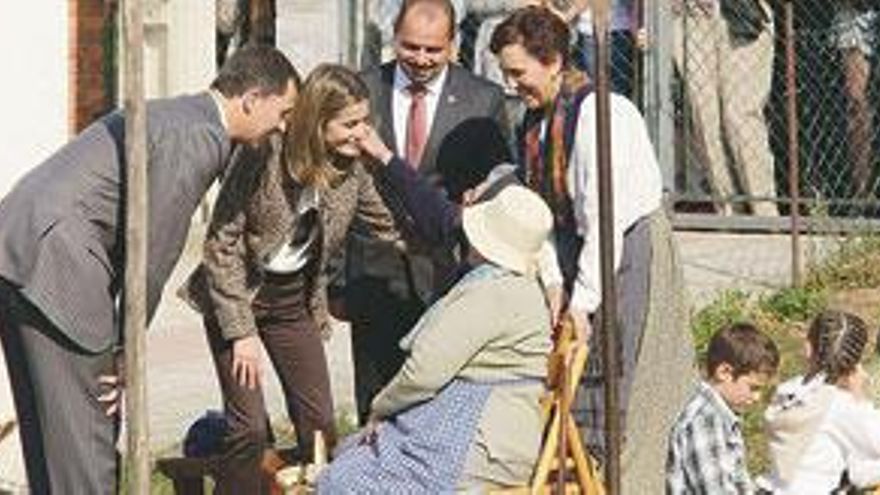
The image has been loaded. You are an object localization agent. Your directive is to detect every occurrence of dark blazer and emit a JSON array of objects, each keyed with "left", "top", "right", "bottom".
[
  {"left": 0, "top": 93, "right": 231, "bottom": 352},
  {"left": 179, "top": 137, "right": 399, "bottom": 340},
  {"left": 348, "top": 62, "right": 511, "bottom": 303}
]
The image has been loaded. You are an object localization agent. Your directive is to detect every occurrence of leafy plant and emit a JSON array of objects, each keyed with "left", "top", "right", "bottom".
[
  {"left": 690, "top": 289, "right": 751, "bottom": 361},
  {"left": 758, "top": 286, "right": 826, "bottom": 323}
]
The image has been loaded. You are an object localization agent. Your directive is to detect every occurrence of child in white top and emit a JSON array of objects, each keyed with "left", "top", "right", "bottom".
[{"left": 765, "top": 310, "right": 880, "bottom": 494}]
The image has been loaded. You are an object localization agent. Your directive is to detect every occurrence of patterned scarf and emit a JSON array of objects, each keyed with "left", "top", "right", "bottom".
[{"left": 521, "top": 75, "right": 591, "bottom": 231}]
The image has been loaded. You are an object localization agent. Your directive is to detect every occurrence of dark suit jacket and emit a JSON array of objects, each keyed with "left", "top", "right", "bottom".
[
  {"left": 347, "top": 62, "right": 511, "bottom": 306},
  {"left": 0, "top": 93, "right": 232, "bottom": 352}
]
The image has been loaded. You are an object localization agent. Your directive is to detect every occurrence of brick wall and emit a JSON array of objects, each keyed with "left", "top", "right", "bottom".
[{"left": 69, "top": 0, "right": 115, "bottom": 133}]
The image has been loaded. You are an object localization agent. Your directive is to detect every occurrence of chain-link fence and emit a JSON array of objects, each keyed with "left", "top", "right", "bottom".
[
  {"left": 353, "top": 0, "right": 880, "bottom": 291},
  {"left": 358, "top": 0, "right": 880, "bottom": 222},
  {"left": 668, "top": 0, "right": 880, "bottom": 222}
]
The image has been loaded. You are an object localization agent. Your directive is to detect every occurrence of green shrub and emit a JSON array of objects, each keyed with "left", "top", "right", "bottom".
[
  {"left": 690, "top": 290, "right": 751, "bottom": 362},
  {"left": 807, "top": 235, "right": 880, "bottom": 290},
  {"left": 758, "top": 286, "right": 826, "bottom": 323}
]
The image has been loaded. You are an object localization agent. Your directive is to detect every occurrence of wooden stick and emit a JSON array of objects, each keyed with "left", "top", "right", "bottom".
[{"left": 122, "top": 0, "right": 149, "bottom": 492}]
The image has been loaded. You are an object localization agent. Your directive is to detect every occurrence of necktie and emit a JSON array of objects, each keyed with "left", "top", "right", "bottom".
[{"left": 405, "top": 83, "right": 427, "bottom": 168}]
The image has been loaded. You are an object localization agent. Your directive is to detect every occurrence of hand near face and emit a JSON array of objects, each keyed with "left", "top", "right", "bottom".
[{"left": 356, "top": 125, "right": 394, "bottom": 165}]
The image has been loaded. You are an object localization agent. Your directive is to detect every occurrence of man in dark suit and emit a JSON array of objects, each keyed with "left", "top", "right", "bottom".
[
  {"left": 0, "top": 45, "right": 299, "bottom": 494},
  {"left": 346, "top": 0, "right": 512, "bottom": 423}
]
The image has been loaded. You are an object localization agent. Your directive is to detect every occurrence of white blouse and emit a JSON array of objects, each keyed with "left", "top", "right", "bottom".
[
  {"left": 767, "top": 375, "right": 880, "bottom": 494},
  {"left": 561, "top": 93, "right": 663, "bottom": 313},
  {"left": 264, "top": 186, "right": 319, "bottom": 274}
]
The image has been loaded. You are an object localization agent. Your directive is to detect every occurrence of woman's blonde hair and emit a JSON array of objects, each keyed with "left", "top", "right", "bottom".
[{"left": 283, "top": 63, "right": 370, "bottom": 188}]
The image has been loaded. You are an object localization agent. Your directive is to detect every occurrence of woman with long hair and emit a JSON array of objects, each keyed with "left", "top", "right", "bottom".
[{"left": 180, "top": 64, "right": 399, "bottom": 494}]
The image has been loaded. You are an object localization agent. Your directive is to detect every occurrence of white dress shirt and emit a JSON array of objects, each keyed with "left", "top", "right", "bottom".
[
  {"left": 391, "top": 64, "right": 449, "bottom": 159},
  {"left": 562, "top": 93, "right": 663, "bottom": 313}
]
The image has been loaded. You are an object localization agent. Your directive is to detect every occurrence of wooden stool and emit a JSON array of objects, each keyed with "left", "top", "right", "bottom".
[{"left": 493, "top": 319, "right": 605, "bottom": 494}]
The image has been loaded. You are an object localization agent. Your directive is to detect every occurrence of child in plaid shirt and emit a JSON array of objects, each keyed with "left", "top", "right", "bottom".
[{"left": 666, "top": 322, "right": 780, "bottom": 494}]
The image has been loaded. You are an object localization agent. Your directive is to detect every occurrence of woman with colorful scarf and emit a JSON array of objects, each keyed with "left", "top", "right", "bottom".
[{"left": 488, "top": 6, "right": 696, "bottom": 492}]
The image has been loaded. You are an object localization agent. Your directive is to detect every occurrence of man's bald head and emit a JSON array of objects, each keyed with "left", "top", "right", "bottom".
[{"left": 393, "top": 0, "right": 456, "bottom": 41}]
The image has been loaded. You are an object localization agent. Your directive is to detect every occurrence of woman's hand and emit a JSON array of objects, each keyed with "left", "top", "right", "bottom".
[
  {"left": 543, "top": 283, "right": 565, "bottom": 328},
  {"left": 232, "top": 334, "right": 263, "bottom": 389},
  {"left": 359, "top": 414, "right": 383, "bottom": 445},
  {"left": 569, "top": 308, "right": 592, "bottom": 344},
  {"left": 356, "top": 125, "right": 394, "bottom": 166}
]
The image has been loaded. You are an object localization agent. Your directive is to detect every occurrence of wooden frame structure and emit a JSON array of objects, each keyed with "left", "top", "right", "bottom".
[{"left": 493, "top": 321, "right": 605, "bottom": 494}]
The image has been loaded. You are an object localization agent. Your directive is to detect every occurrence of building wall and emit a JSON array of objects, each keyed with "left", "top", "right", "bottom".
[
  {"left": 71, "top": 0, "right": 114, "bottom": 132},
  {"left": 277, "top": 0, "right": 347, "bottom": 73},
  {"left": 142, "top": 0, "right": 215, "bottom": 99},
  {"left": 0, "top": 1, "right": 70, "bottom": 199}
]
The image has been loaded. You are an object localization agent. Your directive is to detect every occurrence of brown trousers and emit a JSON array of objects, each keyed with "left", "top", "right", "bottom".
[{"left": 204, "top": 271, "right": 336, "bottom": 495}]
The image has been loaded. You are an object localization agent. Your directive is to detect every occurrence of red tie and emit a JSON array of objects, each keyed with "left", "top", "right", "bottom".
[{"left": 405, "top": 83, "right": 427, "bottom": 168}]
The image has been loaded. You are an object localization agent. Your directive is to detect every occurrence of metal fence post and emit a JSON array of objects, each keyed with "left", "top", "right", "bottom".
[
  {"left": 122, "top": 0, "right": 149, "bottom": 492},
  {"left": 644, "top": 0, "right": 676, "bottom": 194},
  {"left": 593, "top": 0, "right": 621, "bottom": 493},
  {"left": 785, "top": 0, "right": 802, "bottom": 287}
]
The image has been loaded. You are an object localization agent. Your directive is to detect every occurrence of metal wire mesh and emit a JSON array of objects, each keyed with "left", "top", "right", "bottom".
[
  {"left": 667, "top": 0, "right": 880, "bottom": 220},
  {"left": 460, "top": 0, "right": 880, "bottom": 224}
]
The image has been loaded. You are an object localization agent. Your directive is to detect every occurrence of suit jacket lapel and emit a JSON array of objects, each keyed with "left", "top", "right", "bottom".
[
  {"left": 376, "top": 64, "right": 397, "bottom": 154},
  {"left": 420, "top": 66, "right": 462, "bottom": 175}
]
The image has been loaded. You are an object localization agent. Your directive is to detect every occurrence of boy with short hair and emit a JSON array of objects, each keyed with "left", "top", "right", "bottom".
[{"left": 666, "top": 322, "right": 780, "bottom": 494}]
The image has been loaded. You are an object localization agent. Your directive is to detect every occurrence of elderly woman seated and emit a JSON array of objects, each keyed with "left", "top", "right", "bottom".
[{"left": 317, "top": 185, "right": 554, "bottom": 493}]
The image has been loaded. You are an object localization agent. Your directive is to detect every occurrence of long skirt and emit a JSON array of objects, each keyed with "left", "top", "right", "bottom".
[{"left": 573, "top": 208, "right": 697, "bottom": 492}]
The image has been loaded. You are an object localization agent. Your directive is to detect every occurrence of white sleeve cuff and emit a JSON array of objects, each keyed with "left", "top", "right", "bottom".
[
  {"left": 570, "top": 284, "right": 600, "bottom": 314},
  {"left": 537, "top": 240, "right": 563, "bottom": 287}
]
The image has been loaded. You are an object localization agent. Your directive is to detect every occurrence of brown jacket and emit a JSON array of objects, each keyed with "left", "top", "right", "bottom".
[{"left": 180, "top": 137, "right": 399, "bottom": 340}]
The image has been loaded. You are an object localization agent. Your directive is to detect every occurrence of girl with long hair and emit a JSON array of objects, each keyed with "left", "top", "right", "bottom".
[
  {"left": 180, "top": 64, "right": 399, "bottom": 494},
  {"left": 766, "top": 310, "right": 880, "bottom": 494}
]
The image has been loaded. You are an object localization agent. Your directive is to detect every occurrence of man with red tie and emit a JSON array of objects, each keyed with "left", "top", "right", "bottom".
[{"left": 345, "top": 0, "right": 511, "bottom": 423}]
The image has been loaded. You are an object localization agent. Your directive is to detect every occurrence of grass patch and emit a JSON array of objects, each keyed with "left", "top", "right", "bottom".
[{"left": 806, "top": 235, "right": 880, "bottom": 290}]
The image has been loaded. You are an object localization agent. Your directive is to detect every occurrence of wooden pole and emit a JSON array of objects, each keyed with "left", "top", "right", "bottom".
[
  {"left": 122, "top": 0, "right": 150, "bottom": 492},
  {"left": 592, "top": 0, "right": 621, "bottom": 493},
  {"left": 784, "top": 0, "right": 801, "bottom": 287}
]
